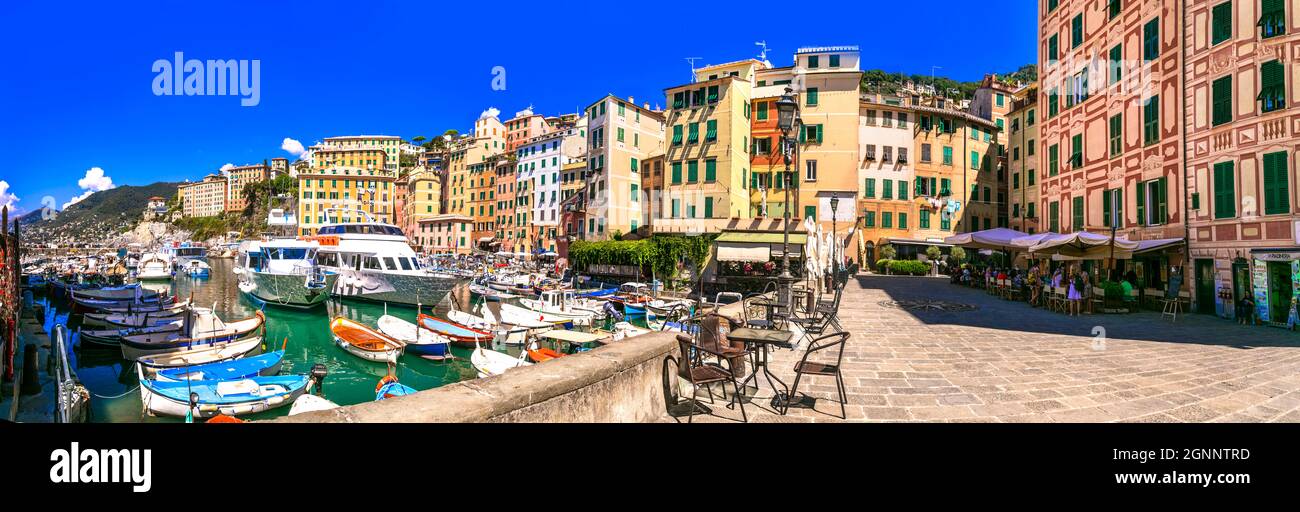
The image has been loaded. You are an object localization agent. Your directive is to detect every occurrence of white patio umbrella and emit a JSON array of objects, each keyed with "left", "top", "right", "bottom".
[{"left": 1026, "top": 231, "right": 1137, "bottom": 259}]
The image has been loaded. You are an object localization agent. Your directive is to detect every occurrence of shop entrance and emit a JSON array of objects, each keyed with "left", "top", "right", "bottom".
[
  {"left": 1195, "top": 259, "right": 1216, "bottom": 315},
  {"left": 1267, "top": 261, "right": 1293, "bottom": 324}
]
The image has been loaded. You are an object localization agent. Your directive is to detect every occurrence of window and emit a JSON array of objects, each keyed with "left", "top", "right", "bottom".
[
  {"left": 671, "top": 162, "right": 682, "bottom": 184},
  {"left": 806, "top": 88, "right": 819, "bottom": 106},
  {"left": 1212, "top": 2, "right": 1232, "bottom": 45},
  {"left": 899, "top": 212, "right": 908, "bottom": 230},
  {"left": 705, "top": 120, "right": 717, "bottom": 142},
  {"left": 808, "top": 55, "right": 819, "bottom": 68},
  {"left": 805, "top": 205, "right": 817, "bottom": 220},
  {"left": 671, "top": 125, "right": 682, "bottom": 145},
  {"left": 1211, "top": 161, "right": 1232, "bottom": 218},
  {"left": 1048, "top": 88, "right": 1059, "bottom": 117},
  {"left": 631, "top": 184, "right": 639, "bottom": 202},
  {"left": 805, "top": 160, "right": 817, "bottom": 181},
  {"left": 688, "top": 123, "right": 699, "bottom": 143},
  {"left": 1072, "top": 14, "right": 1084, "bottom": 48},
  {"left": 864, "top": 211, "right": 875, "bottom": 227},
  {"left": 1264, "top": 151, "right": 1291, "bottom": 214},
  {"left": 921, "top": 143, "right": 932, "bottom": 162},
  {"left": 705, "top": 159, "right": 717, "bottom": 182},
  {"left": 1143, "top": 95, "right": 1160, "bottom": 145},
  {"left": 882, "top": 179, "right": 893, "bottom": 200},
  {"left": 1050, "top": 201, "right": 1060, "bottom": 232},
  {"left": 1138, "top": 177, "right": 1170, "bottom": 224},
  {"left": 1261, "top": 0, "right": 1286, "bottom": 38},
  {"left": 1013, "top": 173, "right": 1021, "bottom": 189},
  {"left": 1110, "top": 44, "right": 1123, "bottom": 84},
  {"left": 707, "top": 85, "right": 719, "bottom": 103},
  {"left": 898, "top": 180, "right": 908, "bottom": 200},
  {"left": 970, "top": 151, "right": 980, "bottom": 169},
  {"left": 1072, "top": 196, "right": 1085, "bottom": 230},
  {"left": 942, "top": 146, "right": 953, "bottom": 165},
  {"left": 883, "top": 146, "right": 893, "bottom": 163},
  {"left": 1049, "top": 144, "right": 1060, "bottom": 176},
  {"left": 864, "top": 178, "right": 875, "bottom": 198},
  {"left": 704, "top": 197, "right": 713, "bottom": 218},
  {"left": 1143, "top": 17, "right": 1160, "bottom": 62},
  {"left": 688, "top": 161, "right": 699, "bottom": 182},
  {"left": 1109, "top": 114, "right": 1123, "bottom": 157},
  {"left": 1071, "top": 134, "right": 1083, "bottom": 168},
  {"left": 1102, "top": 188, "right": 1124, "bottom": 227},
  {"left": 1048, "top": 34, "right": 1059, "bottom": 64},
  {"left": 757, "top": 101, "right": 768, "bottom": 120},
  {"left": 829, "top": 54, "right": 840, "bottom": 67},
  {"left": 1213, "top": 75, "right": 1233, "bottom": 126},
  {"left": 1028, "top": 109, "right": 1036, "bottom": 126},
  {"left": 800, "top": 124, "right": 823, "bottom": 143},
  {"left": 1109, "top": 0, "right": 1122, "bottom": 18},
  {"left": 617, "top": 127, "right": 625, "bottom": 142},
  {"left": 1260, "top": 60, "right": 1286, "bottom": 112},
  {"left": 881, "top": 211, "right": 892, "bottom": 228},
  {"left": 919, "top": 209, "right": 930, "bottom": 229}
]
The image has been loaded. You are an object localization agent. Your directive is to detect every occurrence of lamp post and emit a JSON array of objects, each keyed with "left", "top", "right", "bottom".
[
  {"left": 775, "top": 87, "right": 800, "bottom": 306},
  {"left": 830, "top": 193, "right": 840, "bottom": 285}
]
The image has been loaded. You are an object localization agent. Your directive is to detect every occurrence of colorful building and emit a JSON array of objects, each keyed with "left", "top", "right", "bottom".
[
  {"left": 223, "top": 163, "right": 269, "bottom": 212},
  {"left": 1183, "top": 0, "right": 1298, "bottom": 321},
  {"left": 519, "top": 117, "right": 586, "bottom": 253},
  {"left": 399, "top": 165, "right": 444, "bottom": 250},
  {"left": 178, "top": 174, "right": 228, "bottom": 218},
  {"left": 1007, "top": 84, "right": 1039, "bottom": 234},
  {"left": 583, "top": 95, "right": 665, "bottom": 240},
  {"left": 416, "top": 214, "right": 473, "bottom": 255},
  {"left": 857, "top": 88, "right": 918, "bottom": 266}
]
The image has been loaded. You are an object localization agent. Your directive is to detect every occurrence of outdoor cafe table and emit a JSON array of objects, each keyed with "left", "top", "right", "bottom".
[{"left": 726, "top": 327, "right": 795, "bottom": 410}]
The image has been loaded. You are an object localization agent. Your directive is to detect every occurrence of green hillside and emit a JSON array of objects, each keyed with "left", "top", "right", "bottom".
[{"left": 21, "top": 182, "right": 181, "bottom": 245}]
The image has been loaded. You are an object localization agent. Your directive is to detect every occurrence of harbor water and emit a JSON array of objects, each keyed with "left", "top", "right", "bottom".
[{"left": 44, "top": 259, "right": 551, "bottom": 422}]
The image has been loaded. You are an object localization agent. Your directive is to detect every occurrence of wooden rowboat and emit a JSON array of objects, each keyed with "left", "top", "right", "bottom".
[
  {"left": 417, "top": 313, "right": 492, "bottom": 347},
  {"left": 330, "top": 317, "right": 403, "bottom": 363}
]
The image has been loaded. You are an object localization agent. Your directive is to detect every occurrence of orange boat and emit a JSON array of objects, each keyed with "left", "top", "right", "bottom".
[
  {"left": 526, "top": 341, "right": 566, "bottom": 362},
  {"left": 331, "top": 317, "right": 403, "bottom": 364}
]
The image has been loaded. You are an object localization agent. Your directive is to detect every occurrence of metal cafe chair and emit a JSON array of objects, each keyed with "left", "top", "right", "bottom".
[
  {"left": 674, "top": 334, "right": 748, "bottom": 423},
  {"left": 779, "top": 331, "right": 852, "bottom": 419}
]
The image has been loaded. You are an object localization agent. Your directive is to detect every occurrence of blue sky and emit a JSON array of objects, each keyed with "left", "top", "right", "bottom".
[{"left": 0, "top": 0, "right": 1037, "bottom": 215}]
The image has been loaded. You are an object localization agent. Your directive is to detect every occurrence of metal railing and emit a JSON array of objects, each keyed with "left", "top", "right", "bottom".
[{"left": 52, "top": 325, "right": 84, "bottom": 423}]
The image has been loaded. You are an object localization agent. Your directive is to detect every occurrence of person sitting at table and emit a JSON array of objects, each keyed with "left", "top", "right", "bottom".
[{"left": 1120, "top": 276, "right": 1136, "bottom": 311}]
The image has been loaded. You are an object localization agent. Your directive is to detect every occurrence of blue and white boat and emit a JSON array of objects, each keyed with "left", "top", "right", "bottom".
[
  {"left": 376, "top": 314, "right": 454, "bottom": 361},
  {"left": 137, "top": 369, "right": 313, "bottom": 419},
  {"left": 153, "top": 349, "right": 285, "bottom": 382},
  {"left": 375, "top": 376, "right": 417, "bottom": 401}
]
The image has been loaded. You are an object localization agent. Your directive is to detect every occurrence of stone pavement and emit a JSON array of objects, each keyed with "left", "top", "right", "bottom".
[{"left": 676, "top": 274, "right": 1300, "bottom": 423}]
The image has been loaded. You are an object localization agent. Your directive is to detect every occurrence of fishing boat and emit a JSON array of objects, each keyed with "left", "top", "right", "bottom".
[
  {"left": 288, "top": 394, "right": 340, "bottom": 416},
  {"left": 120, "top": 310, "right": 265, "bottom": 362},
  {"left": 375, "top": 375, "right": 417, "bottom": 401},
  {"left": 137, "top": 365, "right": 314, "bottom": 419},
  {"left": 470, "top": 344, "right": 532, "bottom": 378},
  {"left": 611, "top": 321, "right": 652, "bottom": 341},
  {"left": 330, "top": 317, "right": 403, "bottom": 363},
  {"left": 95, "top": 298, "right": 192, "bottom": 316},
  {"left": 182, "top": 259, "right": 211, "bottom": 278},
  {"left": 300, "top": 209, "right": 461, "bottom": 306},
  {"left": 417, "top": 313, "right": 492, "bottom": 347},
  {"left": 645, "top": 298, "right": 694, "bottom": 317},
  {"left": 134, "top": 335, "right": 263, "bottom": 370},
  {"left": 516, "top": 290, "right": 597, "bottom": 327},
  {"left": 78, "top": 320, "right": 184, "bottom": 348},
  {"left": 152, "top": 349, "right": 285, "bottom": 382},
  {"left": 376, "top": 314, "right": 454, "bottom": 361},
  {"left": 163, "top": 242, "right": 208, "bottom": 271},
  {"left": 83, "top": 308, "right": 188, "bottom": 329},
  {"left": 136, "top": 252, "right": 174, "bottom": 281},
  {"left": 235, "top": 239, "right": 336, "bottom": 308},
  {"left": 469, "top": 281, "right": 517, "bottom": 301},
  {"left": 608, "top": 283, "right": 652, "bottom": 317},
  {"left": 525, "top": 339, "right": 566, "bottom": 363},
  {"left": 496, "top": 302, "right": 576, "bottom": 328}
]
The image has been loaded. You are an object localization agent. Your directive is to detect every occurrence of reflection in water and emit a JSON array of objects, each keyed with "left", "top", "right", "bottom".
[{"left": 57, "top": 258, "right": 476, "bottom": 423}]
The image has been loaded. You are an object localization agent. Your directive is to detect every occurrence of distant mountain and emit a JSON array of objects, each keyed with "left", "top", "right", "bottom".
[{"left": 21, "top": 182, "right": 181, "bottom": 245}]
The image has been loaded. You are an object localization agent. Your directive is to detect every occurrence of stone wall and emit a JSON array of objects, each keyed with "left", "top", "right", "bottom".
[{"left": 274, "top": 331, "right": 677, "bottom": 423}]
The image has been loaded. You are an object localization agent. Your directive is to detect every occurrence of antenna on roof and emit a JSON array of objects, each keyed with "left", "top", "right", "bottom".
[
  {"left": 685, "top": 57, "right": 703, "bottom": 83},
  {"left": 755, "top": 41, "right": 769, "bottom": 62}
]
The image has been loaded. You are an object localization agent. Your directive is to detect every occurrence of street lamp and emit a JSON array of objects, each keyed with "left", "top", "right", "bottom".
[
  {"left": 775, "top": 87, "right": 800, "bottom": 307},
  {"left": 830, "top": 193, "right": 840, "bottom": 286}
]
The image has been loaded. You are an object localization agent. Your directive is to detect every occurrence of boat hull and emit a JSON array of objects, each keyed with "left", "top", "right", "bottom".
[
  {"left": 328, "top": 268, "right": 460, "bottom": 305},
  {"left": 241, "top": 271, "right": 337, "bottom": 308},
  {"left": 139, "top": 373, "right": 309, "bottom": 419}
]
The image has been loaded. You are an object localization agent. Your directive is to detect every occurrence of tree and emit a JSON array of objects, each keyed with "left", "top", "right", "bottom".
[
  {"left": 925, "top": 245, "right": 942, "bottom": 261},
  {"left": 950, "top": 246, "right": 967, "bottom": 264},
  {"left": 879, "top": 243, "right": 897, "bottom": 260},
  {"left": 412, "top": 135, "right": 427, "bottom": 144}
]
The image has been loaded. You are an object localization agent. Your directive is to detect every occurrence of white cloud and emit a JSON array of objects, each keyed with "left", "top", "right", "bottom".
[
  {"left": 281, "top": 137, "right": 306, "bottom": 157},
  {"left": 63, "top": 167, "right": 116, "bottom": 209},
  {"left": 479, "top": 107, "right": 500, "bottom": 120},
  {"left": 220, "top": 163, "right": 236, "bottom": 175},
  {"left": 0, "top": 180, "right": 20, "bottom": 214}
]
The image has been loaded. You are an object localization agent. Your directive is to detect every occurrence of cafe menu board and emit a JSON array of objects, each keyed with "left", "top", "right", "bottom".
[{"left": 1254, "top": 260, "right": 1270, "bottom": 322}]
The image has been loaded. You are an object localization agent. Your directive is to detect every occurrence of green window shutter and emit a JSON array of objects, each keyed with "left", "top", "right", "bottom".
[
  {"left": 1110, "top": 44, "right": 1123, "bottom": 84},
  {"left": 882, "top": 179, "right": 893, "bottom": 199},
  {"left": 1071, "top": 134, "right": 1083, "bottom": 167},
  {"left": 816, "top": 125, "right": 823, "bottom": 143},
  {"left": 942, "top": 146, "right": 952, "bottom": 165},
  {"left": 1050, "top": 201, "right": 1060, "bottom": 232},
  {"left": 705, "top": 120, "right": 717, "bottom": 141},
  {"left": 688, "top": 123, "right": 699, "bottom": 143},
  {"left": 688, "top": 161, "right": 698, "bottom": 182},
  {"left": 798, "top": 125, "right": 807, "bottom": 143},
  {"left": 630, "top": 157, "right": 638, "bottom": 172},
  {"left": 1048, "top": 35, "right": 1058, "bottom": 63},
  {"left": 671, "top": 162, "right": 682, "bottom": 184},
  {"left": 865, "top": 178, "right": 875, "bottom": 198},
  {"left": 919, "top": 209, "right": 930, "bottom": 229},
  {"left": 864, "top": 211, "right": 875, "bottom": 227},
  {"left": 705, "top": 159, "right": 716, "bottom": 181},
  {"left": 1072, "top": 14, "right": 1084, "bottom": 48},
  {"left": 1259, "top": 60, "right": 1286, "bottom": 112},
  {"left": 1213, "top": 162, "right": 1236, "bottom": 219},
  {"left": 672, "top": 125, "right": 683, "bottom": 145},
  {"left": 1144, "top": 17, "right": 1160, "bottom": 62},
  {"left": 1212, "top": 1, "right": 1232, "bottom": 45},
  {"left": 707, "top": 85, "right": 719, "bottom": 103},
  {"left": 1102, "top": 189, "right": 1112, "bottom": 227},
  {"left": 1049, "top": 144, "right": 1059, "bottom": 176},
  {"left": 899, "top": 213, "right": 908, "bottom": 230},
  {"left": 898, "top": 180, "right": 907, "bottom": 200},
  {"left": 881, "top": 212, "right": 892, "bottom": 228},
  {"left": 1073, "top": 196, "right": 1084, "bottom": 229},
  {"left": 757, "top": 102, "right": 768, "bottom": 120},
  {"left": 1259, "top": 0, "right": 1286, "bottom": 38},
  {"left": 1264, "top": 151, "right": 1290, "bottom": 214},
  {"left": 940, "top": 178, "right": 950, "bottom": 195},
  {"left": 805, "top": 205, "right": 816, "bottom": 220},
  {"left": 1144, "top": 95, "right": 1160, "bottom": 145},
  {"left": 671, "top": 199, "right": 680, "bottom": 218},
  {"left": 806, "top": 88, "right": 818, "bottom": 106},
  {"left": 1109, "top": 113, "right": 1123, "bottom": 157},
  {"left": 1156, "top": 177, "right": 1168, "bottom": 223},
  {"left": 704, "top": 197, "right": 713, "bottom": 218},
  {"left": 1212, "top": 75, "right": 1233, "bottom": 125}
]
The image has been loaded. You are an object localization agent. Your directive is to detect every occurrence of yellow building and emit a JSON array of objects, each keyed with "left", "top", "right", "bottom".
[
  {"left": 317, "top": 135, "right": 403, "bottom": 173},
  {"left": 786, "top": 46, "right": 862, "bottom": 232},
  {"left": 905, "top": 104, "right": 1002, "bottom": 245},
  {"left": 1006, "top": 84, "right": 1038, "bottom": 234},
  {"left": 658, "top": 60, "right": 759, "bottom": 234},
  {"left": 178, "top": 174, "right": 228, "bottom": 218},
  {"left": 296, "top": 167, "right": 397, "bottom": 235},
  {"left": 582, "top": 95, "right": 665, "bottom": 239},
  {"left": 224, "top": 163, "right": 269, "bottom": 212},
  {"left": 399, "top": 165, "right": 444, "bottom": 249}
]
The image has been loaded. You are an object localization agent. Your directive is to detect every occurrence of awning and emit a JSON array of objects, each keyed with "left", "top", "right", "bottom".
[
  {"left": 943, "top": 228, "right": 1028, "bottom": 250},
  {"left": 1133, "top": 238, "right": 1184, "bottom": 254},
  {"left": 1026, "top": 232, "right": 1138, "bottom": 258},
  {"left": 717, "top": 242, "right": 772, "bottom": 262},
  {"left": 478, "top": 237, "right": 496, "bottom": 243},
  {"left": 716, "top": 231, "right": 809, "bottom": 245}
]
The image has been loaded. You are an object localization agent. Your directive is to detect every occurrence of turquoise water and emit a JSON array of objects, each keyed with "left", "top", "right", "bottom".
[{"left": 47, "top": 258, "right": 503, "bottom": 423}]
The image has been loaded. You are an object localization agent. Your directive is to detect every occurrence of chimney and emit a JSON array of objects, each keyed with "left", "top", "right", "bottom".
[
  {"left": 643, "top": 102, "right": 650, "bottom": 110},
  {"left": 628, "top": 96, "right": 635, "bottom": 104}
]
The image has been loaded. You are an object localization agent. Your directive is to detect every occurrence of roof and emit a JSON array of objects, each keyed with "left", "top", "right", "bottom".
[
  {"left": 716, "top": 231, "right": 808, "bottom": 245},
  {"left": 910, "top": 105, "right": 1001, "bottom": 130},
  {"left": 796, "top": 45, "right": 860, "bottom": 54}
]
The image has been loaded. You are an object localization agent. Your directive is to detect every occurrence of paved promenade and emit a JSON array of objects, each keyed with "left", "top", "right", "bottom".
[{"left": 680, "top": 274, "right": 1300, "bottom": 423}]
